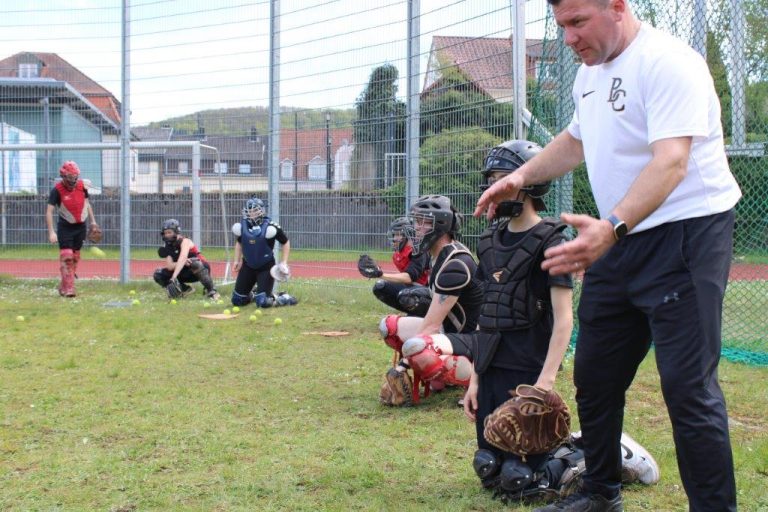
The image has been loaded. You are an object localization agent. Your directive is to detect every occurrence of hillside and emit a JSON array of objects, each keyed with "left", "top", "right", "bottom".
[{"left": 143, "top": 106, "right": 357, "bottom": 136}]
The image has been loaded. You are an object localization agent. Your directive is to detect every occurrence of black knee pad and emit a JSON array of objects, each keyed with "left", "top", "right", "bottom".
[
  {"left": 372, "top": 279, "right": 388, "bottom": 298},
  {"left": 499, "top": 458, "right": 533, "bottom": 493},
  {"left": 153, "top": 269, "right": 168, "bottom": 286},
  {"left": 473, "top": 449, "right": 501, "bottom": 489}
]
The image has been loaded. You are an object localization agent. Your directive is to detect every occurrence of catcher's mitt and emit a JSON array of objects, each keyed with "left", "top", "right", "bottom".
[
  {"left": 357, "top": 254, "right": 383, "bottom": 279},
  {"left": 483, "top": 384, "right": 570, "bottom": 458},
  {"left": 379, "top": 368, "right": 413, "bottom": 407},
  {"left": 87, "top": 223, "right": 103, "bottom": 244},
  {"left": 166, "top": 278, "right": 183, "bottom": 299}
]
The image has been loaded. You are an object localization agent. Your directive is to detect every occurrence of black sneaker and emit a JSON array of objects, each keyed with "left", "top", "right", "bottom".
[{"left": 533, "top": 491, "right": 623, "bottom": 512}]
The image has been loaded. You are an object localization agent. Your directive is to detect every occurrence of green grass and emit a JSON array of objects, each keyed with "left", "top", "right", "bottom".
[
  {"left": 0, "top": 278, "right": 767, "bottom": 511},
  {"left": 0, "top": 245, "right": 386, "bottom": 263}
]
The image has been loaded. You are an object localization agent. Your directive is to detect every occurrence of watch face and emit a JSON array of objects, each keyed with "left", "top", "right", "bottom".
[{"left": 614, "top": 222, "right": 628, "bottom": 239}]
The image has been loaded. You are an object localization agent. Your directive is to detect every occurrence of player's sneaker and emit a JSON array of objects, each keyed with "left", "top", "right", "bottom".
[
  {"left": 205, "top": 289, "right": 220, "bottom": 301},
  {"left": 619, "top": 433, "right": 660, "bottom": 485},
  {"left": 569, "top": 431, "right": 660, "bottom": 485},
  {"left": 533, "top": 491, "right": 623, "bottom": 512}
]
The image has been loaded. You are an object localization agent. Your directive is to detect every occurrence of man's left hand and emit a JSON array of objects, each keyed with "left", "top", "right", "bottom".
[{"left": 542, "top": 213, "right": 616, "bottom": 276}]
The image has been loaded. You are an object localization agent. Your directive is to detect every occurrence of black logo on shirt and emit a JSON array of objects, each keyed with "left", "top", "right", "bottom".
[
  {"left": 582, "top": 90, "right": 595, "bottom": 98},
  {"left": 608, "top": 78, "right": 626, "bottom": 111}
]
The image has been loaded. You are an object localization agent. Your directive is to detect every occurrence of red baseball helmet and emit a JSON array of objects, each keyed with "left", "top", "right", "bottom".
[{"left": 59, "top": 161, "right": 80, "bottom": 188}]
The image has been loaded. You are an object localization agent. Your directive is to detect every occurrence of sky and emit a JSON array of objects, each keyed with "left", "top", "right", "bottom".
[{"left": 1, "top": 0, "right": 552, "bottom": 125}]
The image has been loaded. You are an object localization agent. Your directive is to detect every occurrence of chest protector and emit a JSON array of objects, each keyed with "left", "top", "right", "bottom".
[
  {"left": 241, "top": 218, "right": 274, "bottom": 269},
  {"left": 55, "top": 180, "right": 88, "bottom": 223},
  {"left": 163, "top": 236, "right": 203, "bottom": 262},
  {"left": 430, "top": 241, "right": 482, "bottom": 333},
  {"left": 477, "top": 218, "right": 565, "bottom": 331}
]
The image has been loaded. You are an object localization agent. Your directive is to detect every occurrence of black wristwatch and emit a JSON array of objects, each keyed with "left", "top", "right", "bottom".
[{"left": 607, "top": 214, "right": 628, "bottom": 241}]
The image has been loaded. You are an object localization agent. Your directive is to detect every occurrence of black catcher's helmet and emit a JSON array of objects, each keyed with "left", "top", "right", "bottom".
[
  {"left": 481, "top": 140, "right": 550, "bottom": 217},
  {"left": 161, "top": 218, "right": 181, "bottom": 243},
  {"left": 407, "top": 195, "right": 461, "bottom": 255},
  {"left": 243, "top": 197, "right": 266, "bottom": 226},
  {"left": 387, "top": 216, "right": 412, "bottom": 251}
]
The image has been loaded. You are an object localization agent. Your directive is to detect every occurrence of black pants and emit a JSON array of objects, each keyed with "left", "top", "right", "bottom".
[
  {"left": 234, "top": 259, "right": 275, "bottom": 297},
  {"left": 373, "top": 281, "right": 430, "bottom": 315},
  {"left": 575, "top": 211, "right": 736, "bottom": 511},
  {"left": 476, "top": 366, "right": 547, "bottom": 470},
  {"left": 154, "top": 263, "right": 211, "bottom": 287}
]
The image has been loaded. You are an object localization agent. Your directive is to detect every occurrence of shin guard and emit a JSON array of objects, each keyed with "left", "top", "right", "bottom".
[
  {"left": 402, "top": 335, "right": 443, "bottom": 381},
  {"left": 59, "top": 249, "right": 76, "bottom": 297},
  {"left": 379, "top": 315, "right": 404, "bottom": 353}
]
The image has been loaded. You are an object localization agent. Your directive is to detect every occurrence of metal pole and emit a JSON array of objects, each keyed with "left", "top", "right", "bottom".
[
  {"left": 730, "top": 0, "right": 746, "bottom": 148},
  {"left": 119, "top": 0, "right": 132, "bottom": 283},
  {"left": 268, "top": 0, "right": 281, "bottom": 225},
  {"left": 692, "top": 0, "right": 707, "bottom": 57},
  {"left": 512, "top": 0, "right": 526, "bottom": 139},
  {"left": 326, "top": 112, "right": 332, "bottom": 190},
  {"left": 405, "top": 0, "right": 420, "bottom": 210},
  {"left": 192, "top": 143, "right": 201, "bottom": 247},
  {"left": 0, "top": 115, "right": 5, "bottom": 246},
  {"left": 294, "top": 110, "right": 298, "bottom": 193}
]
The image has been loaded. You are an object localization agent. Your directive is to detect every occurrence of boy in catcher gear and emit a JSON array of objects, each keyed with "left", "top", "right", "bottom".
[
  {"left": 379, "top": 195, "right": 483, "bottom": 406},
  {"left": 45, "top": 160, "right": 99, "bottom": 297},
  {"left": 230, "top": 197, "right": 297, "bottom": 308},
  {"left": 359, "top": 216, "right": 430, "bottom": 316},
  {"left": 153, "top": 219, "right": 220, "bottom": 300},
  {"left": 478, "top": 2, "right": 741, "bottom": 510},
  {"left": 463, "top": 140, "right": 658, "bottom": 504},
  {"left": 459, "top": 140, "right": 576, "bottom": 500}
]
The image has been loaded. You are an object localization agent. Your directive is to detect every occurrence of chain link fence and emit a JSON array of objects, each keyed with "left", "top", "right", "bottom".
[{"left": 0, "top": 0, "right": 765, "bottom": 364}]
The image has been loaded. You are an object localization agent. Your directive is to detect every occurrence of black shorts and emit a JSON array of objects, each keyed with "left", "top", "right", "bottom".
[{"left": 57, "top": 220, "right": 86, "bottom": 250}]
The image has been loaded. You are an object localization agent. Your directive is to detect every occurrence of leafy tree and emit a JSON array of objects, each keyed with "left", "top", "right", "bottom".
[
  {"left": 707, "top": 31, "right": 732, "bottom": 137},
  {"left": 380, "top": 128, "right": 500, "bottom": 249},
  {"left": 352, "top": 64, "right": 406, "bottom": 186}
]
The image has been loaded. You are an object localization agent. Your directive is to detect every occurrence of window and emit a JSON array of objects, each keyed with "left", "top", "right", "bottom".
[
  {"left": 139, "top": 161, "right": 158, "bottom": 175},
  {"left": 307, "top": 156, "right": 325, "bottom": 180},
  {"left": 18, "top": 63, "right": 38, "bottom": 78},
  {"left": 238, "top": 164, "right": 251, "bottom": 174},
  {"left": 280, "top": 160, "right": 293, "bottom": 180},
  {"left": 214, "top": 162, "right": 228, "bottom": 174},
  {"left": 178, "top": 161, "right": 189, "bottom": 174}
]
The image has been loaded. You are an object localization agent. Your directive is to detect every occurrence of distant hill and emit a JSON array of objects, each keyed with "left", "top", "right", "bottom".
[{"left": 143, "top": 106, "right": 357, "bottom": 136}]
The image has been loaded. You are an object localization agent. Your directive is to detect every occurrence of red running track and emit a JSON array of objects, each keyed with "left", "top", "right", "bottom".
[
  {"left": 0, "top": 259, "right": 765, "bottom": 281},
  {"left": 0, "top": 259, "right": 378, "bottom": 280}
]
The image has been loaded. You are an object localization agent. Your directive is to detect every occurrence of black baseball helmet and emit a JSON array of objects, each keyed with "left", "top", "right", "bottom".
[
  {"left": 161, "top": 218, "right": 181, "bottom": 243},
  {"left": 387, "top": 216, "right": 412, "bottom": 251},
  {"left": 407, "top": 195, "right": 461, "bottom": 255},
  {"left": 481, "top": 140, "right": 550, "bottom": 217}
]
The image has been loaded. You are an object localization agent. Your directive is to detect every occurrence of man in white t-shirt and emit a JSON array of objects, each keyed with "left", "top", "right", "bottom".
[{"left": 475, "top": 0, "right": 740, "bottom": 510}]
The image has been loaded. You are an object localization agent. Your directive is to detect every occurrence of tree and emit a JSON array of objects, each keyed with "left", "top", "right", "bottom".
[
  {"left": 707, "top": 31, "right": 732, "bottom": 137},
  {"left": 352, "top": 64, "right": 406, "bottom": 188}
]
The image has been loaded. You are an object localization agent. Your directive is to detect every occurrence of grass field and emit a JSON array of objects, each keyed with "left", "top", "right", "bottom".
[{"left": 1, "top": 277, "right": 767, "bottom": 511}]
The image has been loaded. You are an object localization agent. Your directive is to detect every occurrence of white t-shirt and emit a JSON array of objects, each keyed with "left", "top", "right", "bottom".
[{"left": 567, "top": 23, "right": 741, "bottom": 233}]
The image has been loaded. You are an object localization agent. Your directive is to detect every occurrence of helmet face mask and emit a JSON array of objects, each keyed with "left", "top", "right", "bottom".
[
  {"left": 387, "top": 217, "right": 412, "bottom": 251},
  {"left": 59, "top": 161, "right": 80, "bottom": 189},
  {"left": 161, "top": 219, "right": 181, "bottom": 243},
  {"left": 481, "top": 140, "right": 550, "bottom": 218},
  {"left": 407, "top": 195, "right": 459, "bottom": 255},
  {"left": 243, "top": 198, "right": 266, "bottom": 226}
]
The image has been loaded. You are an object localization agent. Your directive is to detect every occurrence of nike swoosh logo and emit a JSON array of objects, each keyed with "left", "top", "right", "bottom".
[
  {"left": 622, "top": 443, "right": 634, "bottom": 459},
  {"left": 582, "top": 90, "right": 595, "bottom": 98}
]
